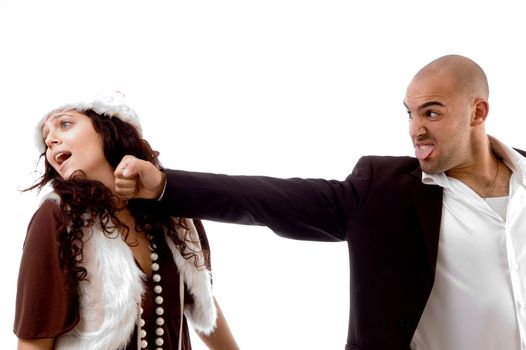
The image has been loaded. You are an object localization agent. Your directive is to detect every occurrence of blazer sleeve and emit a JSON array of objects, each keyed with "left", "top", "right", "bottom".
[{"left": 161, "top": 160, "right": 373, "bottom": 242}]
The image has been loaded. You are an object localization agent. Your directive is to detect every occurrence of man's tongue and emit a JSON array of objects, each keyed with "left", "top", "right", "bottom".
[{"left": 415, "top": 144, "right": 434, "bottom": 160}]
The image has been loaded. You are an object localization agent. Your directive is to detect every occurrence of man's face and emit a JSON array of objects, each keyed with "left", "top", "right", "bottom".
[{"left": 404, "top": 72, "right": 474, "bottom": 174}]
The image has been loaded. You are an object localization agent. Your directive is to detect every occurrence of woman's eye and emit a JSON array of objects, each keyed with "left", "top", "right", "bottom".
[{"left": 60, "top": 120, "right": 72, "bottom": 129}]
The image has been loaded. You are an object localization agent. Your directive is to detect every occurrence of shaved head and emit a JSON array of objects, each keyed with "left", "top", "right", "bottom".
[
  {"left": 413, "top": 54, "right": 489, "bottom": 100},
  {"left": 404, "top": 54, "right": 492, "bottom": 175}
]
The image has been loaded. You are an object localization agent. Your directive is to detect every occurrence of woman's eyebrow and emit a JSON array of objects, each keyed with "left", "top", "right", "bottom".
[{"left": 41, "top": 112, "right": 77, "bottom": 136}]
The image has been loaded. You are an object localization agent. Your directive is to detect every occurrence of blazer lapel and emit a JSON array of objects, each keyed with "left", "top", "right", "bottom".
[{"left": 408, "top": 167, "right": 443, "bottom": 271}]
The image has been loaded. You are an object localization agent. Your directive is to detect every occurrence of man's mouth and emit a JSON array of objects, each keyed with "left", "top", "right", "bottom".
[
  {"left": 414, "top": 144, "right": 434, "bottom": 160},
  {"left": 55, "top": 151, "right": 72, "bottom": 165}
]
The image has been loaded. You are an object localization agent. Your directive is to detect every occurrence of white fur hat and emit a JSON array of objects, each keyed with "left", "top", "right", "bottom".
[{"left": 35, "top": 91, "right": 142, "bottom": 153}]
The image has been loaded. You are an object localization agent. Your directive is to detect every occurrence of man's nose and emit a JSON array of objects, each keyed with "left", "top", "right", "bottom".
[{"left": 409, "top": 117, "right": 426, "bottom": 139}]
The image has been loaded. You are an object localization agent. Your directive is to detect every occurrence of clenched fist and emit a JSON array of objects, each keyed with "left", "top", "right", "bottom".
[{"left": 114, "top": 155, "right": 166, "bottom": 200}]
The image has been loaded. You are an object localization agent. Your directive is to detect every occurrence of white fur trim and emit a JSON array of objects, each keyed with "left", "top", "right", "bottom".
[
  {"left": 35, "top": 91, "right": 142, "bottom": 154},
  {"left": 44, "top": 194, "right": 216, "bottom": 348},
  {"left": 166, "top": 219, "right": 217, "bottom": 334},
  {"left": 55, "top": 224, "right": 144, "bottom": 350}
]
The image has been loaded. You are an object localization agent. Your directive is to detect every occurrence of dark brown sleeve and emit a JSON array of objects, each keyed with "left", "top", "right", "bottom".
[{"left": 13, "top": 199, "right": 79, "bottom": 339}]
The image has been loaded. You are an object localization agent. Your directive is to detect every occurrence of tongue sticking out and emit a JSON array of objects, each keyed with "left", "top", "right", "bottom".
[{"left": 415, "top": 144, "right": 434, "bottom": 160}]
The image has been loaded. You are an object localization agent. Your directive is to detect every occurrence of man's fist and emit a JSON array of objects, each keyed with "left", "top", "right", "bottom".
[{"left": 114, "top": 155, "right": 166, "bottom": 200}]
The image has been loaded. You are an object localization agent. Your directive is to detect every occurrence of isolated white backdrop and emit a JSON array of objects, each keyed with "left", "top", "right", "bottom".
[{"left": 1, "top": 1, "right": 526, "bottom": 349}]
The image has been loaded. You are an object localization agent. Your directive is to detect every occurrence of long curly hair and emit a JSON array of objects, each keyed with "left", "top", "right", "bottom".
[{"left": 28, "top": 109, "right": 206, "bottom": 289}]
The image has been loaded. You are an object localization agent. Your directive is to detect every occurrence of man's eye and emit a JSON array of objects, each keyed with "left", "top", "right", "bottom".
[{"left": 426, "top": 111, "right": 439, "bottom": 118}]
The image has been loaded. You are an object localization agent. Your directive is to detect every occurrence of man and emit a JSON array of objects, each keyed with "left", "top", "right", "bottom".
[{"left": 115, "top": 55, "right": 526, "bottom": 349}]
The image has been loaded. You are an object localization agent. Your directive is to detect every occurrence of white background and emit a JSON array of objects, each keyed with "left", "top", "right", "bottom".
[{"left": 1, "top": 1, "right": 526, "bottom": 349}]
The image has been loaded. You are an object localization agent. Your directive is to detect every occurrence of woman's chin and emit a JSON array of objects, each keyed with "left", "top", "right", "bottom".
[{"left": 63, "top": 168, "right": 85, "bottom": 180}]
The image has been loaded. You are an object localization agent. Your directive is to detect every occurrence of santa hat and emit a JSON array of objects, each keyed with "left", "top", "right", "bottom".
[{"left": 35, "top": 91, "right": 142, "bottom": 153}]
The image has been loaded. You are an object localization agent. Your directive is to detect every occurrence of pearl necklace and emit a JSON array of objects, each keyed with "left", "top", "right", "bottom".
[{"left": 138, "top": 234, "right": 166, "bottom": 349}]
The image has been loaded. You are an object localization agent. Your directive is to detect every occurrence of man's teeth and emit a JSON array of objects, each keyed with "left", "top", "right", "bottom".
[{"left": 414, "top": 143, "right": 434, "bottom": 160}]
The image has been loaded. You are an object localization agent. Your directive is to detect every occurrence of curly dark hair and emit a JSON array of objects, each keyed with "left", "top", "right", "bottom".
[{"left": 27, "top": 109, "right": 206, "bottom": 289}]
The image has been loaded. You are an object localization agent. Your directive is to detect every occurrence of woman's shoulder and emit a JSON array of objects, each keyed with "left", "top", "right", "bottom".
[
  {"left": 25, "top": 193, "right": 65, "bottom": 245},
  {"left": 37, "top": 193, "right": 61, "bottom": 212},
  {"left": 15, "top": 193, "right": 80, "bottom": 340}
]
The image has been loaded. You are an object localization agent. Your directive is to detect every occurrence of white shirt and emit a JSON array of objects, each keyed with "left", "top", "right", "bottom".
[{"left": 411, "top": 137, "right": 526, "bottom": 350}]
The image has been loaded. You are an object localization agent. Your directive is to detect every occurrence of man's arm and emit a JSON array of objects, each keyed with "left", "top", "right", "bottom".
[
  {"left": 162, "top": 169, "right": 354, "bottom": 241},
  {"left": 115, "top": 156, "right": 366, "bottom": 242}
]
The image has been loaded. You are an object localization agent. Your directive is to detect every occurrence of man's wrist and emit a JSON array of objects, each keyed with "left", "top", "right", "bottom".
[{"left": 156, "top": 173, "right": 167, "bottom": 201}]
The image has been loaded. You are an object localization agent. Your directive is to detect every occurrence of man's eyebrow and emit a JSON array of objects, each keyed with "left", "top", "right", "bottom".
[{"left": 403, "top": 101, "right": 445, "bottom": 111}]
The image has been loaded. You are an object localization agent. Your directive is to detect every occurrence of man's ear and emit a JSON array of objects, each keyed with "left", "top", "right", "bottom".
[{"left": 471, "top": 98, "right": 489, "bottom": 126}]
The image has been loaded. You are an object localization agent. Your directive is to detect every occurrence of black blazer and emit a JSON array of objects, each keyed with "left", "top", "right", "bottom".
[{"left": 162, "top": 156, "right": 444, "bottom": 349}]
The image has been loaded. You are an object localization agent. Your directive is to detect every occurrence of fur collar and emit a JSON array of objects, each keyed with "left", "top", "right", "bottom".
[{"left": 44, "top": 193, "right": 216, "bottom": 349}]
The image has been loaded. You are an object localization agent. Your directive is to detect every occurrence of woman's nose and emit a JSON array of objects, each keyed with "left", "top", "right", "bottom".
[{"left": 44, "top": 130, "right": 60, "bottom": 149}]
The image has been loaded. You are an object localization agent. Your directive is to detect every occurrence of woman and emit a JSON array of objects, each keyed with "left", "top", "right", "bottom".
[{"left": 14, "top": 94, "right": 239, "bottom": 350}]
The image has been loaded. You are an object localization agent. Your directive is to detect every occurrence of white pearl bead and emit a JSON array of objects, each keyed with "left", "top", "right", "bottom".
[{"left": 141, "top": 242, "right": 166, "bottom": 350}]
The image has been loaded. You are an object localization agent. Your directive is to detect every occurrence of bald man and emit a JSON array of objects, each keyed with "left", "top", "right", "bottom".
[{"left": 116, "top": 55, "right": 526, "bottom": 350}]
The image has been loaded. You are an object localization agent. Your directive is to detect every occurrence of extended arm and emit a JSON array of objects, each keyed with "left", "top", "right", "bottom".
[
  {"left": 161, "top": 169, "right": 354, "bottom": 241},
  {"left": 114, "top": 155, "right": 374, "bottom": 242}
]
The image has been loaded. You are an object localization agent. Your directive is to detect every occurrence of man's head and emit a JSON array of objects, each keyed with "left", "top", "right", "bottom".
[{"left": 404, "top": 54, "right": 490, "bottom": 174}]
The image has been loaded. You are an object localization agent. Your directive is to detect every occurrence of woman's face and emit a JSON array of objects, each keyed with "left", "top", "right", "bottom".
[{"left": 42, "top": 110, "right": 115, "bottom": 188}]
